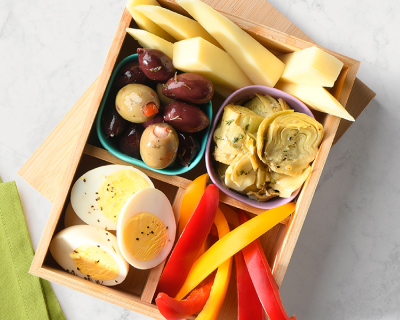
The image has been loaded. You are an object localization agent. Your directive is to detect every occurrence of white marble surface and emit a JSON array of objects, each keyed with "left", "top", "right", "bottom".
[{"left": 1, "top": 0, "right": 399, "bottom": 319}]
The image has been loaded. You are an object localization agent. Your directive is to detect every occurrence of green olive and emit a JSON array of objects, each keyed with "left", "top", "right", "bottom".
[
  {"left": 115, "top": 84, "right": 160, "bottom": 123},
  {"left": 140, "top": 123, "right": 179, "bottom": 169}
]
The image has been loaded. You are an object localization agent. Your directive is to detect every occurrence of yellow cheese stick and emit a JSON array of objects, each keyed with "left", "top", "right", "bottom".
[
  {"left": 126, "top": 28, "right": 173, "bottom": 59},
  {"left": 275, "top": 81, "right": 355, "bottom": 121},
  {"left": 176, "top": 0, "right": 285, "bottom": 87},
  {"left": 133, "top": 5, "right": 222, "bottom": 49},
  {"left": 279, "top": 46, "right": 344, "bottom": 87},
  {"left": 173, "top": 37, "right": 253, "bottom": 92},
  {"left": 126, "top": 0, "right": 175, "bottom": 43}
]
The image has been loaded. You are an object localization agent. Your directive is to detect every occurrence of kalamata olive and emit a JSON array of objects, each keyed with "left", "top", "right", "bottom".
[
  {"left": 140, "top": 123, "right": 179, "bottom": 169},
  {"left": 163, "top": 101, "right": 210, "bottom": 133},
  {"left": 177, "top": 132, "right": 200, "bottom": 167},
  {"left": 114, "top": 61, "right": 150, "bottom": 88},
  {"left": 118, "top": 123, "right": 144, "bottom": 158},
  {"left": 143, "top": 114, "right": 165, "bottom": 128},
  {"left": 116, "top": 84, "right": 160, "bottom": 123},
  {"left": 162, "top": 73, "right": 214, "bottom": 104},
  {"left": 102, "top": 107, "right": 128, "bottom": 138},
  {"left": 137, "top": 48, "right": 176, "bottom": 82},
  {"left": 156, "top": 83, "right": 175, "bottom": 105}
]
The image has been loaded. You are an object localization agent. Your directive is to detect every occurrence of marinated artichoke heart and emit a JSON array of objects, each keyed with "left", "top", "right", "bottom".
[
  {"left": 269, "top": 166, "right": 312, "bottom": 198},
  {"left": 213, "top": 104, "right": 264, "bottom": 165},
  {"left": 224, "top": 155, "right": 257, "bottom": 192},
  {"left": 244, "top": 94, "right": 292, "bottom": 118},
  {"left": 257, "top": 110, "right": 323, "bottom": 176}
]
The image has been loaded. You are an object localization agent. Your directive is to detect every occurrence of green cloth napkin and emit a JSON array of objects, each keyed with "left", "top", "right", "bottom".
[{"left": 0, "top": 176, "right": 66, "bottom": 320}]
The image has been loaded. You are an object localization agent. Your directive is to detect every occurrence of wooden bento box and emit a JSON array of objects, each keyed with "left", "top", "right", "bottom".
[{"left": 27, "top": 1, "right": 360, "bottom": 319}]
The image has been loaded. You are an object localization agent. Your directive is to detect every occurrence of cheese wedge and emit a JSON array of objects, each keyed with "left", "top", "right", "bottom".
[
  {"left": 126, "top": 0, "right": 175, "bottom": 43},
  {"left": 176, "top": 0, "right": 285, "bottom": 87},
  {"left": 279, "top": 46, "right": 344, "bottom": 87},
  {"left": 133, "top": 5, "right": 221, "bottom": 48},
  {"left": 275, "top": 81, "right": 355, "bottom": 121},
  {"left": 173, "top": 37, "right": 253, "bottom": 92},
  {"left": 126, "top": 28, "right": 173, "bottom": 59}
]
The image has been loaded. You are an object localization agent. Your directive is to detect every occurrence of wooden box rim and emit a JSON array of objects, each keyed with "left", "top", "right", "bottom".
[{"left": 28, "top": 1, "right": 360, "bottom": 318}]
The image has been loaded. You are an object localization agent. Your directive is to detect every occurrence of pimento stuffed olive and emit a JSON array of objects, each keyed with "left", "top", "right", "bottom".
[{"left": 115, "top": 84, "right": 160, "bottom": 123}]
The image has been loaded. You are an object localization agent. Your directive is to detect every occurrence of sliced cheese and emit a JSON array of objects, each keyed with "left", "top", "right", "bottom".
[
  {"left": 176, "top": 0, "right": 285, "bottom": 87},
  {"left": 126, "top": 28, "right": 173, "bottom": 59},
  {"left": 173, "top": 37, "right": 253, "bottom": 92},
  {"left": 126, "top": 0, "right": 175, "bottom": 43},
  {"left": 133, "top": 5, "right": 221, "bottom": 48},
  {"left": 279, "top": 46, "right": 344, "bottom": 87},
  {"left": 275, "top": 81, "right": 355, "bottom": 121}
]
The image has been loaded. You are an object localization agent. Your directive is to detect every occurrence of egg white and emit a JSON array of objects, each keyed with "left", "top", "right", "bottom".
[
  {"left": 117, "top": 188, "right": 176, "bottom": 269},
  {"left": 70, "top": 165, "right": 154, "bottom": 230},
  {"left": 50, "top": 225, "right": 129, "bottom": 286}
]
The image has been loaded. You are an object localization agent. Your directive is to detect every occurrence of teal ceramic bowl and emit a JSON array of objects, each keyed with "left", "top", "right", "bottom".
[{"left": 95, "top": 54, "right": 212, "bottom": 175}]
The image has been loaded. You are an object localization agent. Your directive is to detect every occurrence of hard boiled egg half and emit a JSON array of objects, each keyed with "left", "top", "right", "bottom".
[
  {"left": 117, "top": 188, "right": 176, "bottom": 269},
  {"left": 71, "top": 165, "right": 154, "bottom": 230},
  {"left": 50, "top": 225, "right": 129, "bottom": 286}
]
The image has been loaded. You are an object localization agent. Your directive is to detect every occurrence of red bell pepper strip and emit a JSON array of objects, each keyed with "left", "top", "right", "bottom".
[
  {"left": 156, "top": 275, "right": 215, "bottom": 320},
  {"left": 238, "top": 210, "right": 297, "bottom": 320},
  {"left": 156, "top": 184, "right": 219, "bottom": 298},
  {"left": 234, "top": 250, "right": 263, "bottom": 320}
]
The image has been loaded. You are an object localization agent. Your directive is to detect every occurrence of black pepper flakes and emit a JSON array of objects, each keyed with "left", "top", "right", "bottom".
[
  {"left": 83, "top": 179, "right": 86, "bottom": 182},
  {"left": 136, "top": 238, "right": 139, "bottom": 241}
]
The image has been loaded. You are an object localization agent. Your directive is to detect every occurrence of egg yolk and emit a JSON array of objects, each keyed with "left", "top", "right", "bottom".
[
  {"left": 98, "top": 170, "right": 150, "bottom": 222},
  {"left": 70, "top": 245, "right": 119, "bottom": 280},
  {"left": 123, "top": 212, "right": 168, "bottom": 262}
]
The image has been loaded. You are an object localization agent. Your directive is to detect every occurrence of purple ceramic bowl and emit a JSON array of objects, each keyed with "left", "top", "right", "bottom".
[{"left": 205, "top": 85, "right": 315, "bottom": 210}]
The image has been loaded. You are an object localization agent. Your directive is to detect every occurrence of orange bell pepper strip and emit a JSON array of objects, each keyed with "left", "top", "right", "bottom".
[
  {"left": 196, "top": 207, "right": 232, "bottom": 320},
  {"left": 156, "top": 184, "right": 219, "bottom": 298},
  {"left": 234, "top": 250, "right": 263, "bottom": 320},
  {"left": 178, "top": 173, "right": 209, "bottom": 236},
  {"left": 175, "top": 202, "right": 296, "bottom": 300},
  {"left": 155, "top": 275, "right": 215, "bottom": 320},
  {"left": 238, "top": 210, "right": 297, "bottom": 320}
]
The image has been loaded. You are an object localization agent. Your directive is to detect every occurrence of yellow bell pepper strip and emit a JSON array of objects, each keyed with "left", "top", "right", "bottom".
[
  {"left": 238, "top": 210, "right": 297, "bottom": 320},
  {"left": 155, "top": 274, "right": 215, "bottom": 320},
  {"left": 178, "top": 173, "right": 209, "bottom": 236},
  {"left": 175, "top": 202, "right": 296, "bottom": 300},
  {"left": 234, "top": 250, "right": 263, "bottom": 320},
  {"left": 196, "top": 207, "right": 232, "bottom": 320},
  {"left": 156, "top": 184, "right": 219, "bottom": 298}
]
